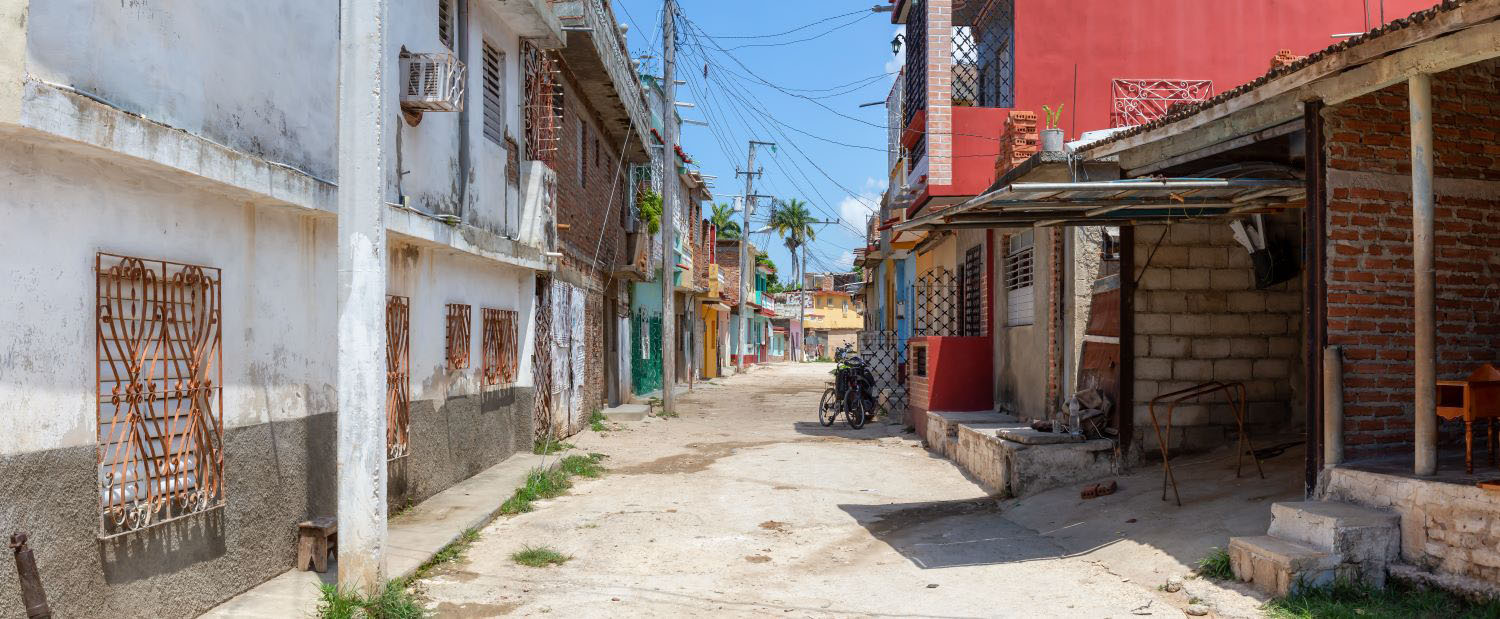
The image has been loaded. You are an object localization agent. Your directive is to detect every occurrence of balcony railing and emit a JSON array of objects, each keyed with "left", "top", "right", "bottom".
[{"left": 551, "top": 0, "right": 651, "bottom": 152}]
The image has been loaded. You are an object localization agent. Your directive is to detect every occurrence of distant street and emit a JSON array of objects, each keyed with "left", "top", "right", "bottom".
[{"left": 417, "top": 364, "right": 1182, "bottom": 618}]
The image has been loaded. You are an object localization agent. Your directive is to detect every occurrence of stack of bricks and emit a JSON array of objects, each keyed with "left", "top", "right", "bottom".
[
  {"left": 1269, "top": 48, "right": 1306, "bottom": 70},
  {"left": 998, "top": 111, "right": 1038, "bottom": 176}
]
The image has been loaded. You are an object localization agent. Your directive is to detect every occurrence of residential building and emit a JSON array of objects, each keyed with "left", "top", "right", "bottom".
[{"left": 801, "top": 275, "right": 864, "bottom": 359}]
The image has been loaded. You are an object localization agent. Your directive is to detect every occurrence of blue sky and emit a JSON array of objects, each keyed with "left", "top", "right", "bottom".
[{"left": 611, "top": 1, "right": 901, "bottom": 282}]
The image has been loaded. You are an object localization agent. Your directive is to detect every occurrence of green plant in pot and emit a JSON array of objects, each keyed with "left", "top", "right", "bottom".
[{"left": 1040, "top": 104, "right": 1065, "bottom": 152}]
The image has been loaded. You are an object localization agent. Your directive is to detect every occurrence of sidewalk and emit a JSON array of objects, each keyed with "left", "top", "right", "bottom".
[{"left": 201, "top": 452, "right": 553, "bottom": 618}]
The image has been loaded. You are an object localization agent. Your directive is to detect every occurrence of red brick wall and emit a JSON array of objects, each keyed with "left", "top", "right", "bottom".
[
  {"left": 1324, "top": 59, "right": 1500, "bottom": 459},
  {"left": 555, "top": 69, "right": 630, "bottom": 273}
]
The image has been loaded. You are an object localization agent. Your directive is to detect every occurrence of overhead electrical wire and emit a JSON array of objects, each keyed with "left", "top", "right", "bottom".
[{"left": 695, "top": 7, "right": 872, "bottom": 39}]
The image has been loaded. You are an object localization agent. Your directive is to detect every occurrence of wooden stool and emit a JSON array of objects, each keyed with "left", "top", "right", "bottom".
[{"left": 296, "top": 516, "right": 337, "bottom": 573}]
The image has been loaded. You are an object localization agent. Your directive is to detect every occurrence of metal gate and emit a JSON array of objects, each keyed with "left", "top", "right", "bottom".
[
  {"left": 386, "top": 295, "right": 410, "bottom": 460},
  {"left": 532, "top": 277, "right": 554, "bottom": 439},
  {"left": 631, "top": 308, "right": 663, "bottom": 394},
  {"left": 858, "top": 331, "right": 909, "bottom": 424},
  {"left": 913, "top": 267, "right": 958, "bottom": 336}
]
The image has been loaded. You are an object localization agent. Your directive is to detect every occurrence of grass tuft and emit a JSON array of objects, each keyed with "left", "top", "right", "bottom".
[
  {"left": 411, "top": 528, "right": 479, "bottom": 580},
  {"left": 532, "top": 437, "right": 574, "bottom": 455},
  {"left": 511, "top": 545, "right": 571, "bottom": 567},
  {"left": 499, "top": 467, "right": 572, "bottom": 514},
  {"left": 1266, "top": 579, "right": 1500, "bottom": 619},
  {"left": 317, "top": 580, "right": 425, "bottom": 619},
  {"left": 588, "top": 409, "right": 608, "bottom": 432},
  {"left": 559, "top": 453, "right": 607, "bottom": 478},
  {"left": 1195, "top": 547, "right": 1233, "bottom": 581}
]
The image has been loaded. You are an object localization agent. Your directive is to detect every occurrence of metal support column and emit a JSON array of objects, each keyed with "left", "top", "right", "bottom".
[{"left": 1410, "top": 73, "right": 1437, "bottom": 476}]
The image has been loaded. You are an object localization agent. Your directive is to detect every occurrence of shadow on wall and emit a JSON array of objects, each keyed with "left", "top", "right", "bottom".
[{"left": 100, "top": 510, "right": 228, "bottom": 584}]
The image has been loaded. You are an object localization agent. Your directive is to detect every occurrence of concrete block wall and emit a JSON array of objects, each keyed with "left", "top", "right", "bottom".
[
  {"left": 1132, "top": 220, "right": 1303, "bottom": 453},
  {"left": 1323, "top": 59, "right": 1500, "bottom": 460}
]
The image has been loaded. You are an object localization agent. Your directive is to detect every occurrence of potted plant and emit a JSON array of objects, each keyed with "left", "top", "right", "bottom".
[{"left": 1040, "top": 104, "right": 1065, "bottom": 152}]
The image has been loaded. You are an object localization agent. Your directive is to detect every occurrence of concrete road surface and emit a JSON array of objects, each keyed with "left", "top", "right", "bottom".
[{"left": 417, "top": 363, "right": 1196, "bottom": 618}]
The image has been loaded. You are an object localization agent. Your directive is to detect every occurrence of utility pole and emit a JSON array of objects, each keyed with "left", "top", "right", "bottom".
[
  {"left": 735, "top": 140, "right": 774, "bottom": 371},
  {"left": 660, "top": 0, "right": 677, "bottom": 415},
  {"left": 336, "top": 0, "right": 387, "bottom": 595},
  {"left": 799, "top": 220, "right": 840, "bottom": 362}
]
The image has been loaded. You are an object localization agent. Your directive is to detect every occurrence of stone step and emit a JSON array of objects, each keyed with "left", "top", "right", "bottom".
[
  {"left": 1229, "top": 535, "right": 1339, "bottom": 597},
  {"left": 1268, "top": 500, "right": 1400, "bottom": 565},
  {"left": 602, "top": 404, "right": 649, "bottom": 422}
]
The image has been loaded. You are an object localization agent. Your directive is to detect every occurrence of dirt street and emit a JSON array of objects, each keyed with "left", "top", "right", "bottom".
[{"left": 418, "top": 363, "right": 1191, "bottom": 618}]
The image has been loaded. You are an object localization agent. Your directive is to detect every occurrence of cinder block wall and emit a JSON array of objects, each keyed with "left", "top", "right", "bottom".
[
  {"left": 1132, "top": 219, "right": 1304, "bottom": 454},
  {"left": 1323, "top": 58, "right": 1500, "bottom": 460}
]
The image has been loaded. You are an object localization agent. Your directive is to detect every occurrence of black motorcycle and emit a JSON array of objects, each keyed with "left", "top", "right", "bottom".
[{"left": 819, "top": 344, "right": 877, "bottom": 429}]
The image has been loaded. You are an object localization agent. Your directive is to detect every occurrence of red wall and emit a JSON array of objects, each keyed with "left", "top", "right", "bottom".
[
  {"left": 937, "top": 107, "right": 1009, "bottom": 198},
  {"left": 1012, "top": 0, "right": 1439, "bottom": 140}
]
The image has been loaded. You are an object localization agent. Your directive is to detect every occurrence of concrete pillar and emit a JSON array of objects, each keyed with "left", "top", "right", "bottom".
[
  {"left": 1323, "top": 345, "right": 1344, "bottom": 469},
  {"left": 1409, "top": 73, "right": 1437, "bottom": 477},
  {"left": 336, "top": 0, "right": 389, "bottom": 593}
]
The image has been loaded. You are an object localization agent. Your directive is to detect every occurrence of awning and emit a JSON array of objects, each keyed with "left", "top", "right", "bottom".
[{"left": 896, "top": 175, "right": 1304, "bottom": 232}]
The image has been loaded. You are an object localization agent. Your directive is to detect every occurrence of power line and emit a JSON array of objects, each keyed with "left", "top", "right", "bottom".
[
  {"left": 722, "top": 11, "right": 876, "bottom": 51},
  {"left": 696, "top": 7, "right": 871, "bottom": 39}
]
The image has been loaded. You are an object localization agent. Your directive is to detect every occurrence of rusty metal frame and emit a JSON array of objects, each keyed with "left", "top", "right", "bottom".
[
  {"left": 446, "top": 303, "right": 472, "bottom": 370},
  {"left": 95, "top": 253, "right": 224, "bottom": 537},
  {"left": 523, "top": 41, "right": 561, "bottom": 168},
  {"left": 533, "top": 278, "right": 555, "bottom": 439},
  {"left": 482, "top": 308, "right": 519, "bottom": 386},
  {"left": 387, "top": 295, "right": 411, "bottom": 460},
  {"left": 1148, "top": 381, "right": 1265, "bottom": 506}
]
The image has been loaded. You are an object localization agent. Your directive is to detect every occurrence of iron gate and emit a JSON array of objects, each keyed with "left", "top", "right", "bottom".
[
  {"left": 858, "top": 330, "right": 909, "bottom": 424},
  {"left": 913, "top": 267, "right": 958, "bottom": 336},
  {"left": 532, "top": 277, "right": 554, "bottom": 439},
  {"left": 631, "top": 308, "right": 663, "bottom": 395}
]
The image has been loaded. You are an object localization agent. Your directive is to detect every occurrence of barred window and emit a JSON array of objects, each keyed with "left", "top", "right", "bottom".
[
  {"left": 481, "top": 42, "right": 505, "bottom": 146},
  {"left": 482, "top": 308, "right": 519, "bottom": 386},
  {"left": 446, "top": 303, "right": 472, "bottom": 369},
  {"left": 96, "top": 253, "right": 224, "bottom": 537},
  {"left": 1005, "top": 232, "right": 1034, "bottom": 326},
  {"left": 387, "top": 295, "right": 410, "bottom": 460}
]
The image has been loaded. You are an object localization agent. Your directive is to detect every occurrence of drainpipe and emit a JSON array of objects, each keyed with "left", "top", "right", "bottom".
[
  {"left": 456, "top": 0, "right": 471, "bottom": 220},
  {"left": 336, "top": 0, "right": 389, "bottom": 594},
  {"left": 1410, "top": 73, "right": 1437, "bottom": 477},
  {"left": 1323, "top": 345, "right": 1344, "bottom": 469}
]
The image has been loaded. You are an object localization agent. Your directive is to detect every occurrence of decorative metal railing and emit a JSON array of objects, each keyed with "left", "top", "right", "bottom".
[
  {"left": 551, "top": 0, "right": 652, "bottom": 151},
  {"left": 482, "top": 308, "right": 519, "bottom": 386},
  {"left": 386, "top": 295, "right": 411, "bottom": 460},
  {"left": 446, "top": 303, "right": 472, "bottom": 370},
  {"left": 913, "top": 267, "right": 958, "bottom": 336},
  {"left": 523, "top": 42, "right": 562, "bottom": 168},
  {"left": 1110, "top": 79, "right": 1214, "bottom": 128}
]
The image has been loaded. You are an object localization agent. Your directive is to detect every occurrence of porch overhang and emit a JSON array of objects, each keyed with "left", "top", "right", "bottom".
[{"left": 895, "top": 176, "right": 1305, "bottom": 232}]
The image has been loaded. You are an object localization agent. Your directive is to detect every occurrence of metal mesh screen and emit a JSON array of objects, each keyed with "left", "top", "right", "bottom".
[
  {"left": 952, "top": 0, "right": 1015, "bottom": 109},
  {"left": 913, "top": 267, "right": 958, "bottom": 336},
  {"left": 858, "top": 331, "right": 909, "bottom": 424}
]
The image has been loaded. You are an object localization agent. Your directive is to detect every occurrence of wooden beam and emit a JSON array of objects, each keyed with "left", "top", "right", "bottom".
[{"left": 1124, "top": 120, "right": 1303, "bottom": 177}]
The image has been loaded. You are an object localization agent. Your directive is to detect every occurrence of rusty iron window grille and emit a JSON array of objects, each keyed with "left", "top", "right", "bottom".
[
  {"left": 482, "top": 308, "right": 520, "bottom": 386},
  {"left": 95, "top": 253, "right": 224, "bottom": 538},
  {"left": 1110, "top": 79, "right": 1214, "bottom": 128},
  {"left": 962, "top": 245, "right": 985, "bottom": 336},
  {"left": 913, "top": 267, "right": 958, "bottom": 336},
  {"left": 387, "top": 295, "right": 411, "bottom": 460},
  {"left": 953, "top": 0, "right": 1015, "bottom": 109},
  {"left": 902, "top": 0, "right": 927, "bottom": 163},
  {"left": 532, "top": 278, "right": 555, "bottom": 438},
  {"left": 1005, "top": 232, "right": 1035, "bottom": 326},
  {"left": 446, "top": 303, "right": 472, "bottom": 370},
  {"left": 482, "top": 41, "right": 505, "bottom": 145},
  {"left": 523, "top": 42, "right": 562, "bottom": 168},
  {"left": 438, "top": 0, "right": 455, "bottom": 50}
]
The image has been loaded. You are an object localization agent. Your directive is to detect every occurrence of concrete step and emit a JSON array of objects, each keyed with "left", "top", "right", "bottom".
[
  {"left": 602, "top": 404, "right": 649, "bottom": 422},
  {"left": 1229, "top": 535, "right": 1339, "bottom": 597},
  {"left": 1268, "top": 500, "right": 1400, "bottom": 566}
]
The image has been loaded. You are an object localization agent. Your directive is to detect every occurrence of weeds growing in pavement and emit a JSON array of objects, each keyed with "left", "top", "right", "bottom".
[
  {"left": 588, "top": 409, "right": 608, "bottom": 432},
  {"left": 1195, "top": 547, "right": 1233, "bottom": 581},
  {"left": 1265, "top": 578, "right": 1500, "bottom": 618},
  {"left": 411, "top": 528, "right": 480, "bottom": 580},
  {"left": 511, "top": 545, "right": 571, "bottom": 567},
  {"left": 499, "top": 453, "right": 608, "bottom": 515},
  {"left": 532, "top": 437, "right": 574, "bottom": 455},
  {"left": 559, "top": 453, "right": 607, "bottom": 478},
  {"left": 316, "top": 580, "right": 424, "bottom": 619}
]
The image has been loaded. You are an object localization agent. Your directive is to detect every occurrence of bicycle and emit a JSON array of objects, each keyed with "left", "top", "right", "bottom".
[{"left": 819, "top": 344, "right": 875, "bottom": 429}]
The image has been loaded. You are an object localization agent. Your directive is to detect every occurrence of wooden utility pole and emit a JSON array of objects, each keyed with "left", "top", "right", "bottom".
[{"left": 660, "top": 0, "right": 677, "bottom": 414}]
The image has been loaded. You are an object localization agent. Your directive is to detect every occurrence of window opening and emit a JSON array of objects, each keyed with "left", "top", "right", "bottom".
[{"left": 481, "top": 42, "right": 505, "bottom": 145}]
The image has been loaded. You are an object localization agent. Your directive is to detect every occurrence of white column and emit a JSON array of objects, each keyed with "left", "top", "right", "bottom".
[
  {"left": 1410, "top": 73, "right": 1437, "bottom": 477},
  {"left": 336, "top": 0, "right": 389, "bottom": 593}
]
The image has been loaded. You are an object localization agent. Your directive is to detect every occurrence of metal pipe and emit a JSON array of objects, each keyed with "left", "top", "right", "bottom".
[
  {"left": 9, "top": 533, "right": 51, "bottom": 619},
  {"left": 1323, "top": 345, "right": 1344, "bottom": 469},
  {"left": 336, "top": 0, "right": 389, "bottom": 593},
  {"left": 1410, "top": 73, "right": 1437, "bottom": 476}
]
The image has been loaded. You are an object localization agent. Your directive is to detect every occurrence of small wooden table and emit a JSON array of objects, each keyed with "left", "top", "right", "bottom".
[
  {"left": 1436, "top": 364, "right": 1500, "bottom": 474},
  {"left": 296, "top": 516, "right": 337, "bottom": 573}
]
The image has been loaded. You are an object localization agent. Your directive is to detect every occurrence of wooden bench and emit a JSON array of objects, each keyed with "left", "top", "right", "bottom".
[{"left": 296, "top": 516, "right": 337, "bottom": 573}]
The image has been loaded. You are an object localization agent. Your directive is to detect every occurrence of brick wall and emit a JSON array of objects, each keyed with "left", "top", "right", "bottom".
[
  {"left": 555, "top": 69, "right": 631, "bottom": 274},
  {"left": 1132, "top": 220, "right": 1304, "bottom": 453},
  {"left": 1324, "top": 58, "right": 1500, "bottom": 459},
  {"left": 716, "top": 242, "right": 742, "bottom": 306},
  {"left": 925, "top": 0, "right": 953, "bottom": 186}
]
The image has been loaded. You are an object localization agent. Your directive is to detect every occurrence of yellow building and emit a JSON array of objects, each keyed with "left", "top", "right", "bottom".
[{"left": 803, "top": 289, "right": 862, "bottom": 358}]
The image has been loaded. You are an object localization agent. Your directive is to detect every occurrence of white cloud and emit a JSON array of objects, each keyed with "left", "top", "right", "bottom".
[
  {"left": 838, "top": 177, "right": 887, "bottom": 231},
  {"left": 834, "top": 250, "right": 855, "bottom": 270}
]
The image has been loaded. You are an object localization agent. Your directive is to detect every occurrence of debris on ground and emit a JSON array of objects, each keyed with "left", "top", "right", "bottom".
[
  {"left": 1081, "top": 480, "right": 1118, "bottom": 499},
  {"left": 1184, "top": 603, "right": 1209, "bottom": 616},
  {"left": 1163, "top": 576, "right": 1183, "bottom": 593}
]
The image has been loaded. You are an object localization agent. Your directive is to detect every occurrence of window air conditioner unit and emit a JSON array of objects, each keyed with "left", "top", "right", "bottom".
[{"left": 401, "top": 52, "right": 466, "bottom": 113}]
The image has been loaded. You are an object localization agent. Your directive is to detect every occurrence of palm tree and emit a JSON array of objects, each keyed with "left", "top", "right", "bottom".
[
  {"left": 770, "top": 199, "right": 816, "bottom": 360},
  {"left": 709, "top": 202, "right": 741, "bottom": 240}
]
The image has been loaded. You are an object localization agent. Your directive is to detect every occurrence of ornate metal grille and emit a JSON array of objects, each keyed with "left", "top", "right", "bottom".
[
  {"left": 903, "top": 0, "right": 928, "bottom": 163},
  {"left": 952, "top": 0, "right": 1014, "bottom": 108},
  {"left": 913, "top": 267, "right": 958, "bottom": 336},
  {"left": 446, "top": 303, "right": 471, "bottom": 370},
  {"left": 533, "top": 277, "right": 554, "bottom": 439},
  {"left": 962, "top": 245, "right": 984, "bottom": 335},
  {"left": 886, "top": 72, "right": 903, "bottom": 175},
  {"left": 858, "top": 331, "right": 909, "bottom": 423},
  {"left": 96, "top": 253, "right": 223, "bottom": 537},
  {"left": 1110, "top": 79, "right": 1214, "bottom": 128},
  {"left": 523, "top": 42, "right": 561, "bottom": 167},
  {"left": 386, "top": 295, "right": 411, "bottom": 460},
  {"left": 631, "top": 308, "right": 663, "bottom": 395},
  {"left": 482, "top": 308, "right": 519, "bottom": 386}
]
